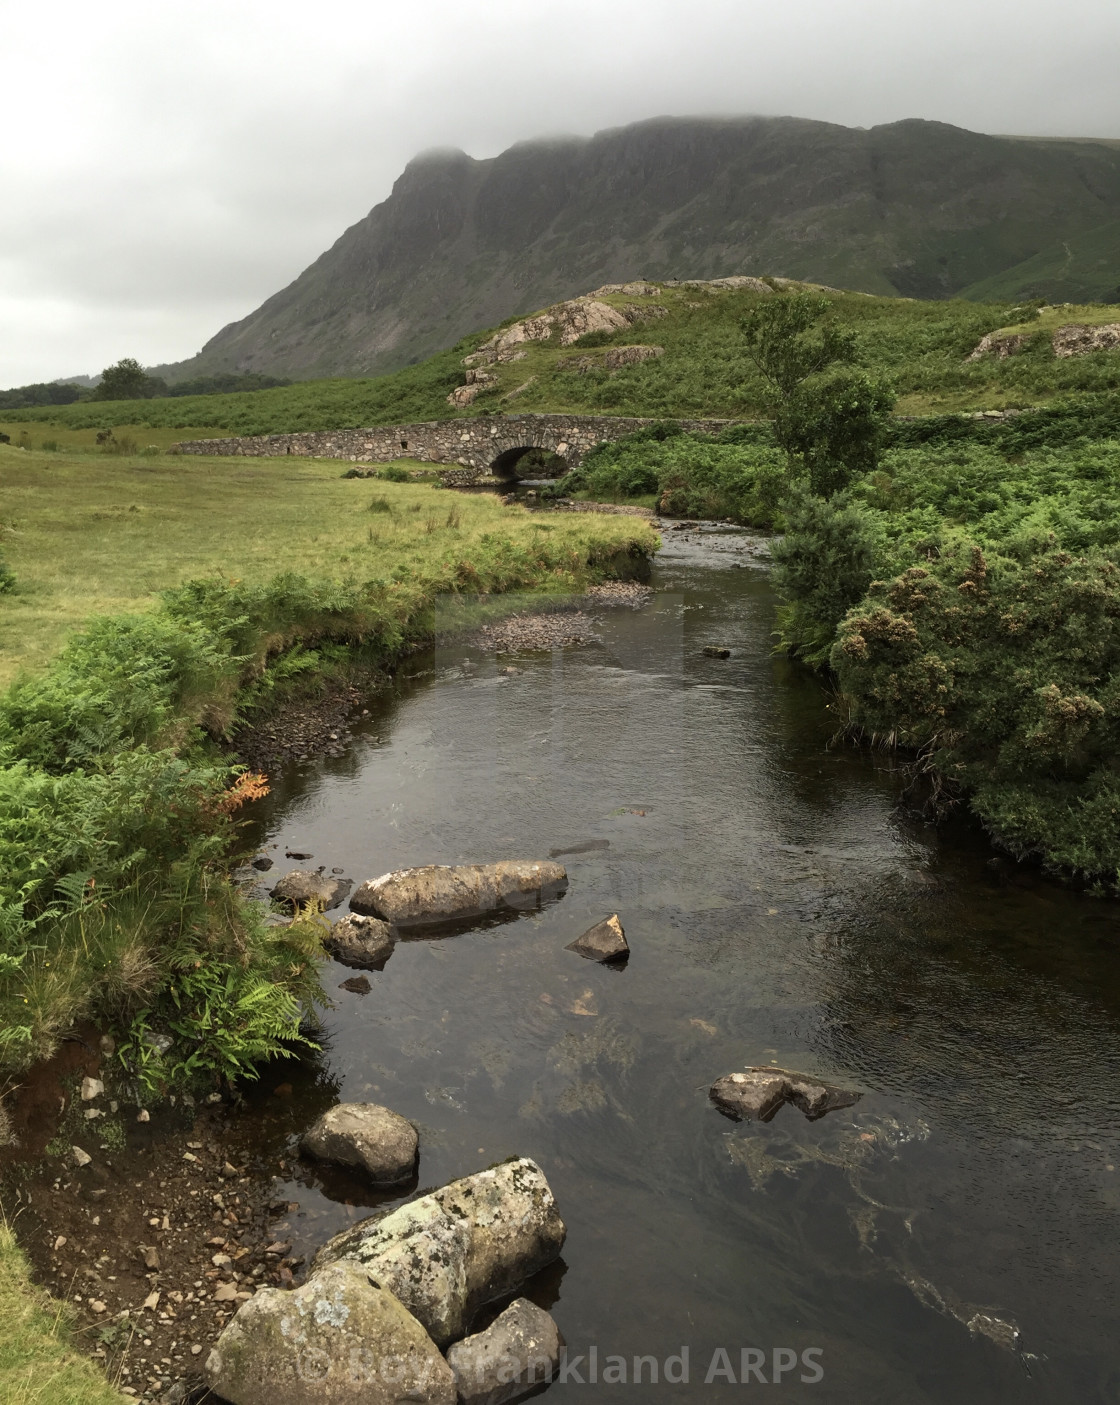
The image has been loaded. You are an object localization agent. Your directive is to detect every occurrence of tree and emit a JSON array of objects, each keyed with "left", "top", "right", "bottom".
[
  {"left": 92, "top": 358, "right": 167, "bottom": 401},
  {"left": 741, "top": 292, "right": 894, "bottom": 496}
]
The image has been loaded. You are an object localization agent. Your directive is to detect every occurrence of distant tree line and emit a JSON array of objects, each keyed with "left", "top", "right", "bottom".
[{"left": 0, "top": 358, "right": 289, "bottom": 410}]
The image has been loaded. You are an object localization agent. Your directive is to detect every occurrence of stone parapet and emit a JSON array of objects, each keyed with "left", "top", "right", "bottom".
[{"left": 172, "top": 414, "right": 736, "bottom": 478}]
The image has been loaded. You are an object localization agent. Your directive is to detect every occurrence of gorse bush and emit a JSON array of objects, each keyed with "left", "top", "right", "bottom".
[
  {"left": 767, "top": 395, "right": 1120, "bottom": 878},
  {"left": 834, "top": 542, "right": 1120, "bottom": 876}
]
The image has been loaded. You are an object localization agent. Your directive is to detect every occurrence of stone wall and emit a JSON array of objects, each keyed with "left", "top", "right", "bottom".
[{"left": 172, "top": 414, "right": 735, "bottom": 478}]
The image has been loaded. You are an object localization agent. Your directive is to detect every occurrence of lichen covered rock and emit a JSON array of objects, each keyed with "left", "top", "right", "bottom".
[
  {"left": 350, "top": 861, "right": 567, "bottom": 929},
  {"left": 301, "top": 1103, "right": 418, "bottom": 1184},
  {"left": 446, "top": 1298, "right": 562, "bottom": 1405},
  {"left": 271, "top": 869, "right": 351, "bottom": 912},
  {"left": 203, "top": 1260, "right": 455, "bottom": 1405},
  {"left": 325, "top": 912, "right": 393, "bottom": 968},
  {"left": 566, "top": 914, "right": 628, "bottom": 963},
  {"left": 313, "top": 1158, "right": 566, "bottom": 1347},
  {"left": 710, "top": 1067, "right": 862, "bottom": 1123}
]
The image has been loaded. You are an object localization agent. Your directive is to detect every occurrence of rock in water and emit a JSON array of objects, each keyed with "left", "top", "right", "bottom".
[
  {"left": 270, "top": 869, "right": 351, "bottom": 912},
  {"left": 204, "top": 1260, "right": 455, "bottom": 1405},
  {"left": 566, "top": 914, "right": 628, "bottom": 962},
  {"left": 314, "top": 1158, "right": 566, "bottom": 1347},
  {"left": 710, "top": 1067, "right": 862, "bottom": 1123},
  {"left": 301, "top": 1104, "right": 418, "bottom": 1184},
  {"left": 702, "top": 646, "right": 731, "bottom": 658},
  {"left": 326, "top": 913, "right": 393, "bottom": 968},
  {"left": 350, "top": 861, "right": 567, "bottom": 928},
  {"left": 446, "top": 1298, "right": 562, "bottom": 1405}
]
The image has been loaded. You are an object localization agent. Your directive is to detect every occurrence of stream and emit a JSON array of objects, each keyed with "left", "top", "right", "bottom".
[{"left": 238, "top": 525, "right": 1120, "bottom": 1403}]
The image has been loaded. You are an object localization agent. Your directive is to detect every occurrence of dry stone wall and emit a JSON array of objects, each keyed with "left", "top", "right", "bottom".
[{"left": 172, "top": 414, "right": 734, "bottom": 479}]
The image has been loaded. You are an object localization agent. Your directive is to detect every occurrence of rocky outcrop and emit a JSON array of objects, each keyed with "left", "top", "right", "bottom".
[
  {"left": 203, "top": 1260, "right": 455, "bottom": 1405},
  {"left": 1052, "top": 322, "right": 1120, "bottom": 357},
  {"left": 447, "top": 368, "right": 498, "bottom": 406},
  {"left": 445, "top": 1298, "right": 562, "bottom": 1405},
  {"left": 710, "top": 1067, "right": 862, "bottom": 1122},
  {"left": 969, "top": 321, "right": 1120, "bottom": 362},
  {"left": 605, "top": 344, "right": 663, "bottom": 369},
  {"left": 590, "top": 281, "right": 662, "bottom": 297},
  {"left": 313, "top": 1158, "right": 566, "bottom": 1348},
  {"left": 301, "top": 1104, "right": 418, "bottom": 1184},
  {"left": 676, "top": 275, "right": 777, "bottom": 293},
  {"left": 349, "top": 861, "right": 567, "bottom": 928},
  {"left": 463, "top": 296, "right": 668, "bottom": 371},
  {"left": 566, "top": 914, "right": 629, "bottom": 963},
  {"left": 325, "top": 912, "right": 394, "bottom": 968},
  {"left": 966, "top": 330, "right": 1035, "bottom": 361},
  {"left": 271, "top": 869, "right": 351, "bottom": 912}
]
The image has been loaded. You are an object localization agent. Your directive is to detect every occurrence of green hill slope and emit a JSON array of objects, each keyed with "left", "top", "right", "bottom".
[
  {"left": 8, "top": 280, "right": 1120, "bottom": 440},
  {"left": 962, "top": 218, "right": 1120, "bottom": 303}
]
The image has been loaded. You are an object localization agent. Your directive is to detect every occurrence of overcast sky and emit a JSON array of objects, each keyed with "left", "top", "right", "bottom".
[{"left": 3, "top": 0, "right": 1119, "bottom": 387}]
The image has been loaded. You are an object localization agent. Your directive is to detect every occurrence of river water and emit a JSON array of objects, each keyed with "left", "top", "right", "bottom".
[{"left": 242, "top": 527, "right": 1120, "bottom": 1403}]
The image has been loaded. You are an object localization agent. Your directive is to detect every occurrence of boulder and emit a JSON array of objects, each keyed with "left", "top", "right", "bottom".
[
  {"left": 446, "top": 1298, "right": 562, "bottom": 1405},
  {"left": 204, "top": 1260, "right": 455, "bottom": 1405},
  {"left": 326, "top": 913, "right": 393, "bottom": 968},
  {"left": 710, "top": 1067, "right": 862, "bottom": 1123},
  {"left": 565, "top": 914, "right": 628, "bottom": 963},
  {"left": 702, "top": 646, "right": 731, "bottom": 658},
  {"left": 314, "top": 1158, "right": 565, "bottom": 1348},
  {"left": 271, "top": 869, "right": 351, "bottom": 912},
  {"left": 301, "top": 1104, "right": 418, "bottom": 1185},
  {"left": 350, "top": 861, "right": 567, "bottom": 929}
]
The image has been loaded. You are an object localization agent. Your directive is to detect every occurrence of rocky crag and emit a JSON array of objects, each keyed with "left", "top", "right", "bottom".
[{"left": 156, "top": 116, "right": 1120, "bottom": 383}]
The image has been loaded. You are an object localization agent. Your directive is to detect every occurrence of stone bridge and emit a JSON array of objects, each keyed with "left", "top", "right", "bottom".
[{"left": 172, "top": 413, "right": 734, "bottom": 481}]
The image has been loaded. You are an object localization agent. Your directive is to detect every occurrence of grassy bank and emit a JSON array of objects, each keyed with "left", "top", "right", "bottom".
[
  {"left": 0, "top": 440, "right": 655, "bottom": 1083},
  {"left": 4, "top": 284, "right": 1119, "bottom": 441},
  {"left": 0, "top": 1220, "right": 126, "bottom": 1404},
  {"left": 0, "top": 442, "right": 648, "bottom": 1405}
]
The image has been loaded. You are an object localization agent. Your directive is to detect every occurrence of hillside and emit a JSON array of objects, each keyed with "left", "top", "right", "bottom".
[
  {"left": 153, "top": 115, "right": 1120, "bottom": 383},
  {"left": 8, "top": 280, "right": 1120, "bottom": 441}
]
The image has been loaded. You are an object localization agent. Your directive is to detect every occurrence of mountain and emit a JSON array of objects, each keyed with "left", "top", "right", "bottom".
[{"left": 160, "top": 116, "right": 1120, "bottom": 383}]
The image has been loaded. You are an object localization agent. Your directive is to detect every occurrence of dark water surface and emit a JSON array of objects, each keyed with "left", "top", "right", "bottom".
[{"left": 243, "top": 529, "right": 1120, "bottom": 1403}]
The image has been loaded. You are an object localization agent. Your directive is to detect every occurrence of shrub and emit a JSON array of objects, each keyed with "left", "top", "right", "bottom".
[
  {"left": 771, "top": 491, "right": 881, "bottom": 662},
  {"left": 0, "top": 556, "right": 14, "bottom": 595},
  {"left": 378, "top": 465, "right": 410, "bottom": 482},
  {"left": 833, "top": 541, "right": 1120, "bottom": 876}
]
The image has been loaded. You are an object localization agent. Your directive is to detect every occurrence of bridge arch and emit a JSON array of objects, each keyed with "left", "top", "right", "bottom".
[{"left": 490, "top": 445, "right": 570, "bottom": 480}]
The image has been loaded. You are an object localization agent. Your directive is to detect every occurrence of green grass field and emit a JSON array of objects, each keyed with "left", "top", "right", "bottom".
[
  {"left": 0, "top": 443, "right": 652, "bottom": 686},
  {"left": 4, "top": 284, "right": 1119, "bottom": 445}
]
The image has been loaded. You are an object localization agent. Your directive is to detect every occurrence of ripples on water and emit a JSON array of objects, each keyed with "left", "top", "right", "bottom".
[{"left": 241, "top": 529, "right": 1120, "bottom": 1403}]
